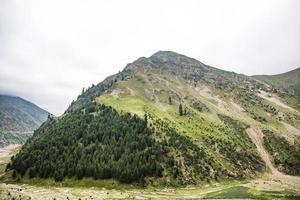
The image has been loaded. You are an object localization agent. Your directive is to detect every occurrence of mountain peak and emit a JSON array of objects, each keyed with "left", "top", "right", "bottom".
[
  {"left": 150, "top": 50, "right": 182, "bottom": 57},
  {"left": 148, "top": 51, "right": 207, "bottom": 69},
  {"left": 150, "top": 51, "right": 192, "bottom": 62}
]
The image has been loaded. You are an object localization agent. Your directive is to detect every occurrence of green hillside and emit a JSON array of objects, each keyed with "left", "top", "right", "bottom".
[
  {"left": 7, "top": 51, "right": 300, "bottom": 185},
  {"left": 253, "top": 68, "right": 300, "bottom": 111},
  {"left": 0, "top": 95, "right": 49, "bottom": 147},
  {"left": 253, "top": 67, "right": 300, "bottom": 96}
]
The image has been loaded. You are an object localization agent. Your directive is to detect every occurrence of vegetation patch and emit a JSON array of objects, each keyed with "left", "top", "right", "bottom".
[
  {"left": 207, "top": 114, "right": 265, "bottom": 176},
  {"left": 191, "top": 100, "right": 209, "bottom": 112},
  {"left": 263, "top": 129, "right": 300, "bottom": 175},
  {"left": 149, "top": 115, "right": 224, "bottom": 184},
  {"left": 203, "top": 186, "right": 299, "bottom": 200}
]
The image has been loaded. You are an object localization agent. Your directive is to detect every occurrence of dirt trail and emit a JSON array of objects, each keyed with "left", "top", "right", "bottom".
[
  {"left": 0, "top": 144, "right": 20, "bottom": 165},
  {"left": 0, "top": 144, "right": 20, "bottom": 158},
  {"left": 196, "top": 86, "right": 227, "bottom": 109},
  {"left": 246, "top": 127, "right": 300, "bottom": 191},
  {"left": 258, "top": 91, "right": 298, "bottom": 113},
  {"left": 281, "top": 121, "right": 300, "bottom": 137},
  {"left": 246, "top": 127, "right": 277, "bottom": 173}
]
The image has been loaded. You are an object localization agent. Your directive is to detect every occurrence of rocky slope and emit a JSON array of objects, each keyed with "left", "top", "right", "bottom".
[{"left": 8, "top": 51, "right": 300, "bottom": 185}]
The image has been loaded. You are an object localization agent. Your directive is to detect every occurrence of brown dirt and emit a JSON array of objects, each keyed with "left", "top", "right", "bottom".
[
  {"left": 0, "top": 144, "right": 20, "bottom": 156},
  {"left": 258, "top": 91, "right": 298, "bottom": 113},
  {"left": 281, "top": 121, "right": 300, "bottom": 137}
]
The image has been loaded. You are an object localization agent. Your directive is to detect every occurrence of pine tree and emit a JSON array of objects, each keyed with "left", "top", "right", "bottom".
[
  {"left": 144, "top": 113, "right": 148, "bottom": 125},
  {"left": 179, "top": 104, "right": 183, "bottom": 116}
]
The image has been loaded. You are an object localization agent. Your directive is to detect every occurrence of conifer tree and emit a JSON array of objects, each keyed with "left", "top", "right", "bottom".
[
  {"left": 179, "top": 104, "right": 183, "bottom": 116},
  {"left": 144, "top": 113, "right": 148, "bottom": 125},
  {"left": 168, "top": 96, "right": 172, "bottom": 104}
]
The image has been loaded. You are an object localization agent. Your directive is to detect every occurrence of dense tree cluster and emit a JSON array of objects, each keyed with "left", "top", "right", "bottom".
[{"left": 9, "top": 103, "right": 165, "bottom": 183}]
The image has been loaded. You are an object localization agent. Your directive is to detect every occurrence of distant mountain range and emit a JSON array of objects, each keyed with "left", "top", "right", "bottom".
[
  {"left": 0, "top": 95, "right": 49, "bottom": 147},
  {"left": 7, "top": 51, "right": 300, "bottom": 185}
]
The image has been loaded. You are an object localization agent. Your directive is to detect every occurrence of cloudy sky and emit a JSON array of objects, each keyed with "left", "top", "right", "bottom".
[{"left": 0, "top": 0, "right": 299, "bottom": 115}]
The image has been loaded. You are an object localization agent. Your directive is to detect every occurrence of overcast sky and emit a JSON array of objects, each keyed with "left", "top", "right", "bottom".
[{"left": 0, "top": 0, "right": 299, "bottom": 115}]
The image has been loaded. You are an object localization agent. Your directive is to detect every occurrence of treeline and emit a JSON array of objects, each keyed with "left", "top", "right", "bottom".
[{"left": 9, "top": 103, "right": 166, "bottom": 183}]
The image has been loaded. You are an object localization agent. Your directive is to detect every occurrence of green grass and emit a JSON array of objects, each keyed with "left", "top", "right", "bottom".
[
  {"left": 203, "top": 186, "right": 300, "bottom": 199},
  {"left": 2, "top": 177, "right": 144, "bottom": 190},
  {"left": 98, "top": 95, "right": 149, "bottom": 117},
  {"left": 204, "top": 186, "right": 254, "bottom": 199}
]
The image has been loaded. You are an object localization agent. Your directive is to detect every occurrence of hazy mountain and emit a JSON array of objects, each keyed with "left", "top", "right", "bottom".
[
  {"left": 0, "top": 95, "right": 49, "bottom": 147},
  {"left": 9, "top": 51, "right": 300, "bottom": 185}
]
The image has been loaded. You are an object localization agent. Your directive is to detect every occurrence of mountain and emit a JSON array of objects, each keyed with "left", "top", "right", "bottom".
[
  {"left": 0, "top": 95, "right": 49, "bottom": 147},
  {"left": 8, "top": 51, "right": 300, "bottom": 185},
  {"left": 253, "top": 67, "right": 300, "bottom": 96}
]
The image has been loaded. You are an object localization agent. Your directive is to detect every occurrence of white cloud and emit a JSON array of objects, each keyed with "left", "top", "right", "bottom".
[{"left": 1, "top": 0, "right": 299, "bottom": 115}]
